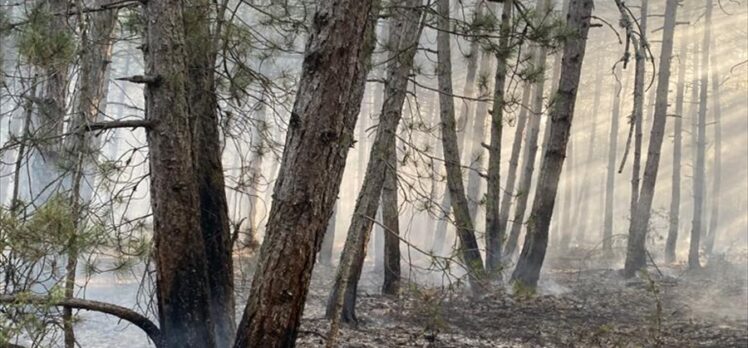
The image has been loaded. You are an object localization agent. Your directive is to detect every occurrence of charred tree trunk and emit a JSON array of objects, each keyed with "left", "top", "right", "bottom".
[
  {"left": 665, "top": 28, "right": 687, "bottom": 263},
  {"left": 184, "top": 1, "right": 236, "bottom": 344},
  {"left": 689, "top": 0, "right": 712, "bottom": 270},
  {"left": 436, "top": 0, "right": 486, "bottom": 293},
  {"left": 485, "top": 0, "right": 513, "bottom": 279},
  {"left": 511, "top": 0, "right": 593, "bottom": 288},
  {"left": 232, "top": 2, "right": 378, "bottom": 346},
  {"left": 624, "top": 0, "right": 679, "bottom": 277},
  {"left": 143, "top": 0, "right": 215, "bottom": 346},
  {"left": 325, "top": 0, "right": 422, "bottom": 324}
]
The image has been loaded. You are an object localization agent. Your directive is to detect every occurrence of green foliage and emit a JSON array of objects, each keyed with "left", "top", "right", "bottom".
[
  {"left": 17, "top": 5, "right": 76, "bottom": 68},
  {"left": 119, "top": 8, "right": 144, "bottom": 36}
]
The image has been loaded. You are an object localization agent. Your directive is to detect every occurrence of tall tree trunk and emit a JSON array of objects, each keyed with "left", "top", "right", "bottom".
[
  {"left": 326, "top": 0, "right": 422, "bottom": 323},
  {"left": 629, "top": 0, "right": 648, "bottom": 230},
  {"left": 144, "top": 0, "right": 215, "bottom": 346},
  {"left": 184, "top": 1, "right": 235, "bottom": 345},
  {"left": 504, "top": 0, "right": 552, "bottom": 258},
  {"left": 63, "top": 5, "right": 118, "bottom": 347},
  {"left": 623, "top": 0, "right": 679, "bottom": 277},
  {"left": 485, "top": 0, "right": 512, "bottom": 279},
  {"left": 511, "top": 0, "right": 593, "bottom": 288},
  {"left": 433, "top": 1, "right": 486, "bottom": 250},
  {"left": 665, "top": 27, "right": 687, "bottom": 263},
  {"left": 603, "top": 64, "right": 624, "bottom": 256},
  {"left": 704, "top": 32, "right": 721, "bottom": 257},
  {"left": 436, "top": 0, "right": 486, "bottom": 293},
  {"left": 466, "top": 49, "right": 495, "bottom": 221},
  {"left": 689, "top": 0, "right": 712, "bottom": 269},
  {"left": 233, "top": 1, "right": 378, "bottom": 345},
  {"left": 497, "top": 82, "right": 531, "bottom": 250},
  {"left": 381, "top": 139, "right": 400, "bottom": 295}
]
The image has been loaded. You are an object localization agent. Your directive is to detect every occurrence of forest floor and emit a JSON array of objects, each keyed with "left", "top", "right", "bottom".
[{"left": 296, "top": 254, "right": 748, "bottom": 347}]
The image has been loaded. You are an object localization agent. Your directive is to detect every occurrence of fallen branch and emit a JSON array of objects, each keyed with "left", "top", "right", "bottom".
[{"left": 0, "top": 294, "right": 162, "bottom": 348}]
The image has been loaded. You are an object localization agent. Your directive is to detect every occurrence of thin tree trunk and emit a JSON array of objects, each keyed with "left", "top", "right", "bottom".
[
  {"left": 466, "top": 49, "right": 495, "bottom": 221},
  {"left": 511, "top": 0, "right": 593, "bottom": 288},
  {"left": 63, "top": 5, "right": 118, "bottom": 346},
  {"left": 433, "top": 1, "right": 486, "bottom": 249},
  {"left": 665, "top": 27, "right": 688, "bottom": 263},
  {"left": 624, "top": 0, "right": 679, "bottom": 277},
  {"left": 326, "top": 0, "right": 422, "bottom": 323},
  {"left": 705, "top": 33, "right": 721, "bottom": 257},
  {"left": 233, "top": 1, "right": 378, "bottom": 345},
  {"left": 630, "top": 0, "right": 648, "bottom": 228},
  {"left": 143, "top": 0, "right": 215, "bottom": 346},
  {"left": 504, "top": 0, "right": 552, "bottom": 258},
  {"left": 485, "top": 0, "right": 512, "bottom": 279},
  {"left": 689, "top": 0, "right": 712, "bottom": 269},
  {"left": 498, "top": 82, "right": 531, "bottom": 250},
  {"left": 436, "top": 0, "right": 486, "bottom": 293},
  {"left": 603, "top": 64, "right": 624, "bottom": 256}
]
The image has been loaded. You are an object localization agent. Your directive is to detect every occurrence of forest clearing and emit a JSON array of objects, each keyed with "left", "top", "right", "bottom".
[{"left": 0, "top": 0, "right": 746, "bottom": 347}]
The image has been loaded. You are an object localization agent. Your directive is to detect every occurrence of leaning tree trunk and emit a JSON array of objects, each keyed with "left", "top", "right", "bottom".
[
  {"left": 436, "top": 0, "right": 486, "bottom": 293},
  {"left": 511, "top": 0, "right": 593, "bottom": 288},
  {"left": 232, "top": 1, "right": 378, "bottom": 346},
  {"left": 689, "top": 0, "right": 712, "bottom": 269},
  {"left": 504, "top": 0, "right": 552, "bottom": 258},
  {"left": 485, "top": 0, "right": 513, "bottom": 278},
  {"left": 603, "top": 64, "right": 624, "bottom": 256},
  {"left": 665, "top": 27, "right": 687, "bottom": 263},
  {"left": 144, "top": 0, "right": 215, "bottom": 346},
  {"left": 326, "top": 0, "right": 423, "bottom": 323},
  {"left": 184, "top": 1, "right": 236, "bottom": 345},
  {"left": 704, "top": 29, "right": 721, "bottom": 257},
  {"left": 433, "top": 1, "right": 486, "bottom": 253},
  {"left": 624, "top": 0, "right": 679, "bottom": 277}
]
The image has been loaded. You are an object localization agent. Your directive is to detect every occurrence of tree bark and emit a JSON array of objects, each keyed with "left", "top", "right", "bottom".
[
  {"left": 485, "top": 0, "right": 512, "bottom": 279},
  {"left": 511, "top": 0, "right": 592, "bottom": 288},
  {"left": 689, "top": 0, "right": 712, "bottom": 269},
  {"left": 624, "top": 0, "right": 679, "bottom": 277},
  {"left": 233, "top": 1, "right": 377, "bottom": 346},
  {"left": 143, "top": 0, "right": 216, "bottom": 346},
  {"left": 184, "top": 1, "right": 235, "bottom": 344},
  {"left": 436, "top": 0, "right": 486, "bottom": 293},
  {"left": 326, "top": 0, "right": 422, "bottom": 323},
  {"left": 630, "top": 0, "right": 648, "bottom": 230}
]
